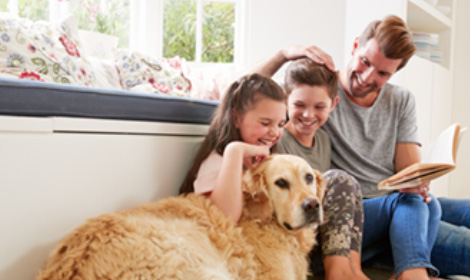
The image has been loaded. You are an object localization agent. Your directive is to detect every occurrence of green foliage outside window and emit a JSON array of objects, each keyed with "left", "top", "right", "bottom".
[
  {"left": 0, "top": 0, "right": 9, "bottom": 12},
  {"left": 163, "top": 0, "right": 197, "bottom": 61},
  {"left": 202, "top": 2, "right": 234, "bottom": 63},
  {"left": 18, "top": 0, "right": 49, "bottom": 21},
  {"left": 69, "top": 0, "right": 130, "bottom": 48},
  {"left": 164, "top": 0, "right": 235, "bottom": 63}
]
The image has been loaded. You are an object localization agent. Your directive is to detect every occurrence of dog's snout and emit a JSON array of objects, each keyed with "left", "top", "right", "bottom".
[{"left": 302, "top": 198, "right": 320, "bottom": 215}]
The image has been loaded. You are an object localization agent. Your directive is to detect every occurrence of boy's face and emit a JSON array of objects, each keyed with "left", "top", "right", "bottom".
[{"left": 286, "top": 84, "right": 337, "bottom": 145}]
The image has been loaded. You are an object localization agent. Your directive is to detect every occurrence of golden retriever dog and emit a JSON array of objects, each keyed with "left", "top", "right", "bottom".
[{"left": 36, "top": 154, "right": 324, "bottom": 280}]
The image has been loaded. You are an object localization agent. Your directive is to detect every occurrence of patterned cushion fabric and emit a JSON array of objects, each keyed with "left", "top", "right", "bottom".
[
  {"left": 114, "top": 49, "right": 191, "bottom": 97},
  {"left": 0, "top": 13, "right": 97, "bottom": 87}
]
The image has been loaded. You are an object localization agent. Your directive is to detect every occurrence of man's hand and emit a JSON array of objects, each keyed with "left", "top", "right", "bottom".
[
  {"left": 400, "top": 182, "right": 432, "bottom": 203},
  {"left": 281, "top": 45, "right": 336, "bottom": 72}
]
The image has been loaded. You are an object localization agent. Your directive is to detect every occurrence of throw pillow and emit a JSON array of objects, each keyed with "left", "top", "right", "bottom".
[
  {"left": 114, "top": 49, "right": 191, "bottom": 97},
  {"left": 0, "top": 13, "right": 97, "bottom": 87}
]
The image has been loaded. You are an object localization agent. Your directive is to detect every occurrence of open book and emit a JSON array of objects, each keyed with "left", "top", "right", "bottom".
[{"left": 378, "top": 123, "right": 467, "bottom": 190}]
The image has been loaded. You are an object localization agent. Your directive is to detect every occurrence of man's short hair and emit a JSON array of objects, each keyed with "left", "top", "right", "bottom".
[{"left": 358, "top": 15, "right": 416, "bottom": 71}]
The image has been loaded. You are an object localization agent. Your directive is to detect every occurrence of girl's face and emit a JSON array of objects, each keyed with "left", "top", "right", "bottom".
[
  {"left": 286, "top": 84, "right": 338, "bottom": 146},
  {"left": 234, "top": 96, "right": 287, "bottom": 148}
]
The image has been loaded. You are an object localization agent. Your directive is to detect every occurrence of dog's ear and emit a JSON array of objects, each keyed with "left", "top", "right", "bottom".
[
  {"left": 242, "top": 166, "right": 273, "bottom": 223},
  {"left": 313, "top": 169, "right": 326, "bottom": 202}
]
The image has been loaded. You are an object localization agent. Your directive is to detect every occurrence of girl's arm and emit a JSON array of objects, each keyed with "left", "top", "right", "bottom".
[{"left": 209, "top": 142, "right": 270, "bottom": 223}]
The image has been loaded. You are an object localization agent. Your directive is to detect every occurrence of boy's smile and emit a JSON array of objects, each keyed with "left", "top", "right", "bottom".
[{"left": 286, "top": 84, "right": 336, "bottom": 147}]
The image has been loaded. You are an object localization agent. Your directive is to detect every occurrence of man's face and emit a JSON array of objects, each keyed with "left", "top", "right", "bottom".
[{"left": 345, "top": 38, "right": 403, "bottom": 98}]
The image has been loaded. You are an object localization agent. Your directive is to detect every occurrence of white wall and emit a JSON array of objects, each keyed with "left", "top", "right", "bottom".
[
  {"left": 343, "top": 0, "right": 404, "bottom": 69},
  {"left": 450, "top": 0, "right": 470, "bottom": 198},
  {"left": 243, "top": 0, "right": 346, "bottom": 76}
]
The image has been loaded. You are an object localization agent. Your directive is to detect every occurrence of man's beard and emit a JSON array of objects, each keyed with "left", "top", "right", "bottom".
[{"left": 347, "top": 71, "right": 378, "bottom": 98}]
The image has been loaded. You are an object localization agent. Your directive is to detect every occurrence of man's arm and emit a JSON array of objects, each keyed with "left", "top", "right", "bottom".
[
  {"left": 249, "top": 49, "right": 288, "bottom": 77},
  {"left": 395, "top": 142, "right": 432, "bottom": 202},
  {"left": 247, "top": 45, "right": 336, "bottom": 77},
  {"left": 394, "top": 142, "right": 421, "bottom": 172}
]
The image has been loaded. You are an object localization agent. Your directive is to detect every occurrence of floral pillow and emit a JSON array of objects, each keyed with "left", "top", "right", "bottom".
[
  {"left": 114, "top": 49, "right": 191, "bottom": 97},
  {"left": 0, "top": 13, "right": 97, "bottom": 87}
]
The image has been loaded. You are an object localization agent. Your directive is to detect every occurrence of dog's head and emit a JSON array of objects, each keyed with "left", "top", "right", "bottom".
[{"left": 242, "top": 154, "right": 324, "bottom": 231}]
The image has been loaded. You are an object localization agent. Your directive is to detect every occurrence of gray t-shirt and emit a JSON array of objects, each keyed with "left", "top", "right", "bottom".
[
  {"left": 276, "top": 127, "right": 331, "bottom": 173},
  {"left": 323, "top": 83, "right": 420, "bottom": 198}
]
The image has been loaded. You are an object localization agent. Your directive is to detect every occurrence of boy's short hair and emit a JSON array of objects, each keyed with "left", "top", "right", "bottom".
[
  {"left": 358, "top": 15, "right": 416, "bottom": 71},
  {"left": 284, "top": 58, "right": 338, "bottom": 100}
]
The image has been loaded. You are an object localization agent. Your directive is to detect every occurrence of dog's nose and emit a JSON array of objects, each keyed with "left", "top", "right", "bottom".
[{"left": 302, "top": 198, "right": 320, "bottom": 215}]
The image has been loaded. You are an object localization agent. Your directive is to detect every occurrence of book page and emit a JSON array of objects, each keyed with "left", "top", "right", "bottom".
[
  {"left": 422, "top": 123, "right": 460, "bottom": 164},
  {"left": 378, "top": 123, "right": 466, "bottom": 190}
]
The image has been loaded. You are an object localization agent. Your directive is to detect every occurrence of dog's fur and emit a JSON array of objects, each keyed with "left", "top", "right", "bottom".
[{"left": 36, "top": 154, "right": 324, "bottom": 280}]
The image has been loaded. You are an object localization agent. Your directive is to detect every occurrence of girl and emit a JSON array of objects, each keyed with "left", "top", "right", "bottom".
[
  {"left": 179, "top": 73, "right": 287, "bottom": 223},
  {"left": 277, "top": 58, "right": 369, "bottom": 280}
]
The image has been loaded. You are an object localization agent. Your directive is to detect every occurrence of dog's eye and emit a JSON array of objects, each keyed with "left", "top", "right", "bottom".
[
  {"left": 275, "top": 179, "right": 289, "bottom": 189},
  {"left": 305, "top": 173, "right": 314, "bottom": 184}
]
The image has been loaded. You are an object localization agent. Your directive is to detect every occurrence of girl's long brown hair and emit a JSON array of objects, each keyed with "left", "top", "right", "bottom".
[{"left": 179, "top": 73, "right": 286, "bottom": 194}]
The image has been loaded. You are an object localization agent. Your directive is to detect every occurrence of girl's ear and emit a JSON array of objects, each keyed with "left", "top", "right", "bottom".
[{"left": 232, "top": 108, "right": 241, "bottom": 128}]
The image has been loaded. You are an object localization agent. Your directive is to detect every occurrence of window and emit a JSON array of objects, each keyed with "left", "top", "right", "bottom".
[
  {"left": 163, "top": 0, "right": 236, "bottom": 63},
  {"left": 3, "top": 0, "right": 50, "bottom": 21},
  {"left": 0, "top": 0, "right": 8, "bottom": 12},
  {"left": 68, "top": 0, "right": 130, "bottom": 48},
  {"left": 18, "top": 0, "right": 49, "bottom": 20},
  {"left": 3, "top": 0, "right": 242, "bottom": 65}
]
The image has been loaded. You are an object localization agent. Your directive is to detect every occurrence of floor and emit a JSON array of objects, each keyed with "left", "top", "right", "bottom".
[
  {"left": 310, "top": 268, "right": 470, "bottom": 280},
  {"left": 310, "top": 268, "right": 393, "bottom": 280}
]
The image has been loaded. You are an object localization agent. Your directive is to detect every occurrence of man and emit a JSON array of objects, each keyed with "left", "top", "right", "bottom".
[{"left": 252, "top": 15, "right": 470, "bottom": 279}]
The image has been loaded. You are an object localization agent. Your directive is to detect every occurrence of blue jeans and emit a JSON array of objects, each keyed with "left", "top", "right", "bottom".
[
  {"left": 361, "top": 192, "right": 441, "bottom": 277},
  {"left": 431, "top": 197, "right": 470, "bottom": 276}
]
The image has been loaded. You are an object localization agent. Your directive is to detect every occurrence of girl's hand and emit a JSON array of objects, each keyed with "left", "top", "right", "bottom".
[
  {"left": 399, "top": 182, "right": 432, "bottom": 203},
  {"left": 242, "top": 144, "right": 270, "bottom": 167},
  {"left": 225, "top": 142, "right": 270, "bottom": 167}
]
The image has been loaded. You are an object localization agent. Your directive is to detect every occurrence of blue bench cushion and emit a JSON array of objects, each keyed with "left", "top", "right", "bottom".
[{"left": 0, "top": 78, "right": 218, "bottom": 124}]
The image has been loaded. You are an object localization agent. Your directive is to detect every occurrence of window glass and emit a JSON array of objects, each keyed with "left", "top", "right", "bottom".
[
  {"left": 18, "top": 0, "right": 49, "bottom": 21},
  {"left": 69, "top": 0, "right": 130, "bottom": 48},
  {"left": 163, "top": 0, "right": 235, "bottom": 63},
  {"left": 0, "top": 0, "right": 9, "bottom": 12},
  {"left": 163, "top": 0, "right": 197, "bottom": 61},
  {"left": 202, "top": 1, "right": 235, "bottom": 63}
]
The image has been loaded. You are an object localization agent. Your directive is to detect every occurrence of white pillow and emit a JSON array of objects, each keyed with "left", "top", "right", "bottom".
[{"left": 78, "top": 30, "right": 118, "bottom": 61}]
